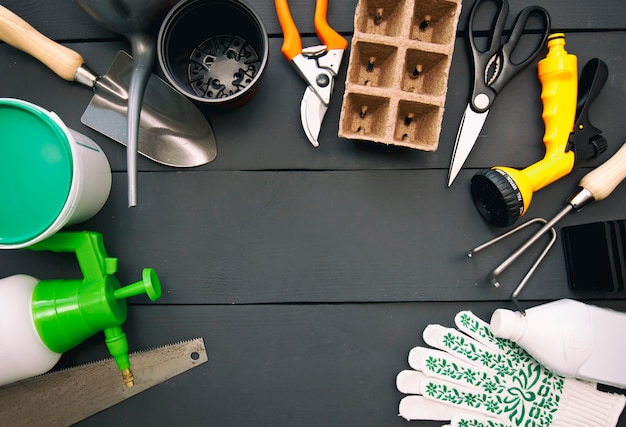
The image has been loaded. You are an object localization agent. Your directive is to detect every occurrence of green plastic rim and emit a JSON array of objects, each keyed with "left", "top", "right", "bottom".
[{"left": 0, "top": 99, "right": 73, "bottom": 245}]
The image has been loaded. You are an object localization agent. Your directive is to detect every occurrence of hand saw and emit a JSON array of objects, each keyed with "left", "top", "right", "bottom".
[{"left": 0, "top": 337, "right": 208, "bottom": 427}]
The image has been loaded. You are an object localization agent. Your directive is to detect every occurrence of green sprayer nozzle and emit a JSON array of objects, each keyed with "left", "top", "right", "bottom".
[{"left": 27, "top": 231, "right": 161, "bottom": 387}]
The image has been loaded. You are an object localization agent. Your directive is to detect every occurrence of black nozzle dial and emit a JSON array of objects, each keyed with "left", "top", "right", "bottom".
[{"left": 471, "top": 169, "right": 524, "bottom": 227}]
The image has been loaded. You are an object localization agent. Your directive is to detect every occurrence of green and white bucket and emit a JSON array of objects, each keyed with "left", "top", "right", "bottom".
[{"left": 0, "top": 98, "right": 111, "bottom": 249}]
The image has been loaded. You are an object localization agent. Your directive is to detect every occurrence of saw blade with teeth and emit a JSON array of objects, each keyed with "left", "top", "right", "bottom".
[{"left": 0, "top": 337, "right": 208, "bottom": 427}]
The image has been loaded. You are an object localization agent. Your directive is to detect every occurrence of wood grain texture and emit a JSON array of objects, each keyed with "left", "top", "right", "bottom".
[
  {"left": 51, "top": 303, "right": 625, "bottom": 426},
  {"left": 1, "top": 0, "right": 625, "bottom": 40},
  {"left": 0, "top": 32, "right": 624, "bottom": 173},
  {"left": 0, "top": 1, "right": 624, "bottom": 426},
  {"left": 2, "top": 168, "right": 625, "bottom": 305},
  {"left": 0, "top": 5, "right": 86, "bottom": 80}
]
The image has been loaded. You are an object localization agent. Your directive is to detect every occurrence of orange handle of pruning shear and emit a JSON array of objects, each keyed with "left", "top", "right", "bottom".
[
  {"left": 276, "top": 0, "right": 347, "bottom": 61},
  {"left": 275, "top": 0, "right": 302, "bottom": 61},
  {"left": 314, "top": 0, "right": 347, "bottom": 51}
]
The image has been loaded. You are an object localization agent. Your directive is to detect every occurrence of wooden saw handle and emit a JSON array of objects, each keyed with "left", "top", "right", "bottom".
[{"left": 0, "top": 5, "right": 85, "bottom": 81}]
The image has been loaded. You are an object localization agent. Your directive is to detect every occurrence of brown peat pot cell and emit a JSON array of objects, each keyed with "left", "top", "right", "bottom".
[{"left": 339, "top": 0, "right": 462, "bottom": 151}]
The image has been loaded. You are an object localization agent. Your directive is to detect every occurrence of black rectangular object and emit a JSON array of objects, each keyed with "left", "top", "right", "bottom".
[{"left": 562, "top": 220, "right": 626, "bottom": 291}]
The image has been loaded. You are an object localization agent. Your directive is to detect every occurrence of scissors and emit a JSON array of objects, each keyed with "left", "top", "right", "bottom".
[
  {"left": 275, "top": 0, "right": 348, "bottom": 147},
  {"left": 447, "top": 0, "right": 550, "bottom": 186}
]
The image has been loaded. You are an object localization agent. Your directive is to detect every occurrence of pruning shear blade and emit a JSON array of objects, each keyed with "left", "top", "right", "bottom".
[{"left": 275, "top": 0, "right": 347, "bottom": 147}]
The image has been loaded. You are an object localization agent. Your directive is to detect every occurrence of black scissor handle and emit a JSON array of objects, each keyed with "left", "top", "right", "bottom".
[
  {"left": 467, "top": 0, "right": 510, "bottom": 112},
  {"left": 493, "top": 6, "right": 551, "bottom": 93},
  {"left": 468, "top": 0, "right": 509, "bottom": 59},
  {"left": 467, "top": 0, "right": 551, "bottom": 113}
]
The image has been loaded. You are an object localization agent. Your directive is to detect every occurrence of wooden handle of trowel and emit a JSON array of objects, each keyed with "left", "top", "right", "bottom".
[
  {"left": 0, "top": 5, "right": 84, "bottom": 81},
  {"left": 579, "top": 142, "right": 626, "bottom": 201}
]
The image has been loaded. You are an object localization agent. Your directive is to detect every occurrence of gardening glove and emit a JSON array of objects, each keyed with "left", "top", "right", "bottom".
[{"left": 396, "top": 310, "right": 625, "bottom": 427}]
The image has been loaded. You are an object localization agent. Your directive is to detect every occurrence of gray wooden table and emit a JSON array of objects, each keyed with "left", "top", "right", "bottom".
[{"left": 1, "top": 0, "right": 625, "bottom": 425}]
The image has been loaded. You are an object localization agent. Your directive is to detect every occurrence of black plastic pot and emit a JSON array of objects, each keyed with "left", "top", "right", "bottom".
[{"left": 157, "top": 0, "right": 269, "bottom": 108}]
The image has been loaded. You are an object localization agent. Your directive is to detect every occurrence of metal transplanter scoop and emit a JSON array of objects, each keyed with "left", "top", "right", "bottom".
[
  {"left": 81, "top": 50, "right": 217, "bottom": 168},
  {"left": 0, "top": 5, "right": 217, "bottom": 173},
  {"left": 76, "top": 0, "right": 183, "bottom": 207}
]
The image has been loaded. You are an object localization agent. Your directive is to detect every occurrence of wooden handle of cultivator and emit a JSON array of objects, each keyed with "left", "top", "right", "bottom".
[{"left": 580, "top": 142, "right": 626, "bottom": 201}]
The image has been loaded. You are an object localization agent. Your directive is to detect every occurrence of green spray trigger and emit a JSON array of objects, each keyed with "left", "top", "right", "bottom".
[{"left": 27, "top": 231, "right": 161, "bottom": 387}]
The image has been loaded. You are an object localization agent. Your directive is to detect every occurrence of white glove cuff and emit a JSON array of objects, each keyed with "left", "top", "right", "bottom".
[{"left": 552, "top": 378, "right": 625, "bottom": 427}]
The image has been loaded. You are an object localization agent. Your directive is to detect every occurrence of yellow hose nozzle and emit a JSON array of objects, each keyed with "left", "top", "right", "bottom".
[{"left": 471, "top": 33, "right": 608, "bottom": 227}]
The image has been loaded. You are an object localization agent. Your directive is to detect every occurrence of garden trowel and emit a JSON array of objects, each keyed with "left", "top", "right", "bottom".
[{"left": 0, "top": 5, "right": 217, "bottom": 168}]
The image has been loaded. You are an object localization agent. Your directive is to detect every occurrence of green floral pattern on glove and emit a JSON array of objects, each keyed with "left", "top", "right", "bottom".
[
  {"left": 455, "top": 419, "right": 507, "bottom": 427},
  {"left": 420, "top": 311, "right": 564, "bottom": 426}
]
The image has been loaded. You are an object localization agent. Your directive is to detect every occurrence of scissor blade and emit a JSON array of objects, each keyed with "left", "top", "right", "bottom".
[
  {"left": 447, "top": 105, "right": 489, "bottom": 186},
  {"left": 300, "top": 86, "right": 327, "bottom": 147}
]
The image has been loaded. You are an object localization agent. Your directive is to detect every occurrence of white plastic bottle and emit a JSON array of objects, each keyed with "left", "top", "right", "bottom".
[
  {"left": 0, "top": 274, "right": 62, "bottom": 386},
  {"left": 490, "top": 299, "right": 626, "bottom": 388},
  {"left": 0, "top": 231, "right": 162, "bottom": 387}
]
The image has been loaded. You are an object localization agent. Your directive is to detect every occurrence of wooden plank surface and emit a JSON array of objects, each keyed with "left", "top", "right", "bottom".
[
  {"left": 58, "top": 302, "right": 626, "bottom": 426},
  {"left": 0, "top": 33, "right": 624, "bottom": 173},
  {"left": 3, "top": 0, "right": 626, "bottom": 40},
  {"left": 3, "top": 168, "right": 625, "bottom": 305},
  {"left": 0, "top": 0, "right": 625, "bottom": 425}
]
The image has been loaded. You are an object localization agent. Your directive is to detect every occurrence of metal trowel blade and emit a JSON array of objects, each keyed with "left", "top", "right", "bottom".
[{"left": 82, "top": 51, "right": 217, "bottom": 168}]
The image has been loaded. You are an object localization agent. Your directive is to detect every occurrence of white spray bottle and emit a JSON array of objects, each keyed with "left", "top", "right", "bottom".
[
  {"left": 0, "top": 231, "right": 161, "bottom": 387},
  {"left": 490, "top": 299, "right": 626, "bottom": 388}
]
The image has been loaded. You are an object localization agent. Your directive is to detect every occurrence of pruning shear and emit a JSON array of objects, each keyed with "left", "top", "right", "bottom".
[
  {"left": 447, "top": 0, "right": 550, "bottom": 186},
  {"left": 275, "top": 0, "right": 348, "bottom": 147}
]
